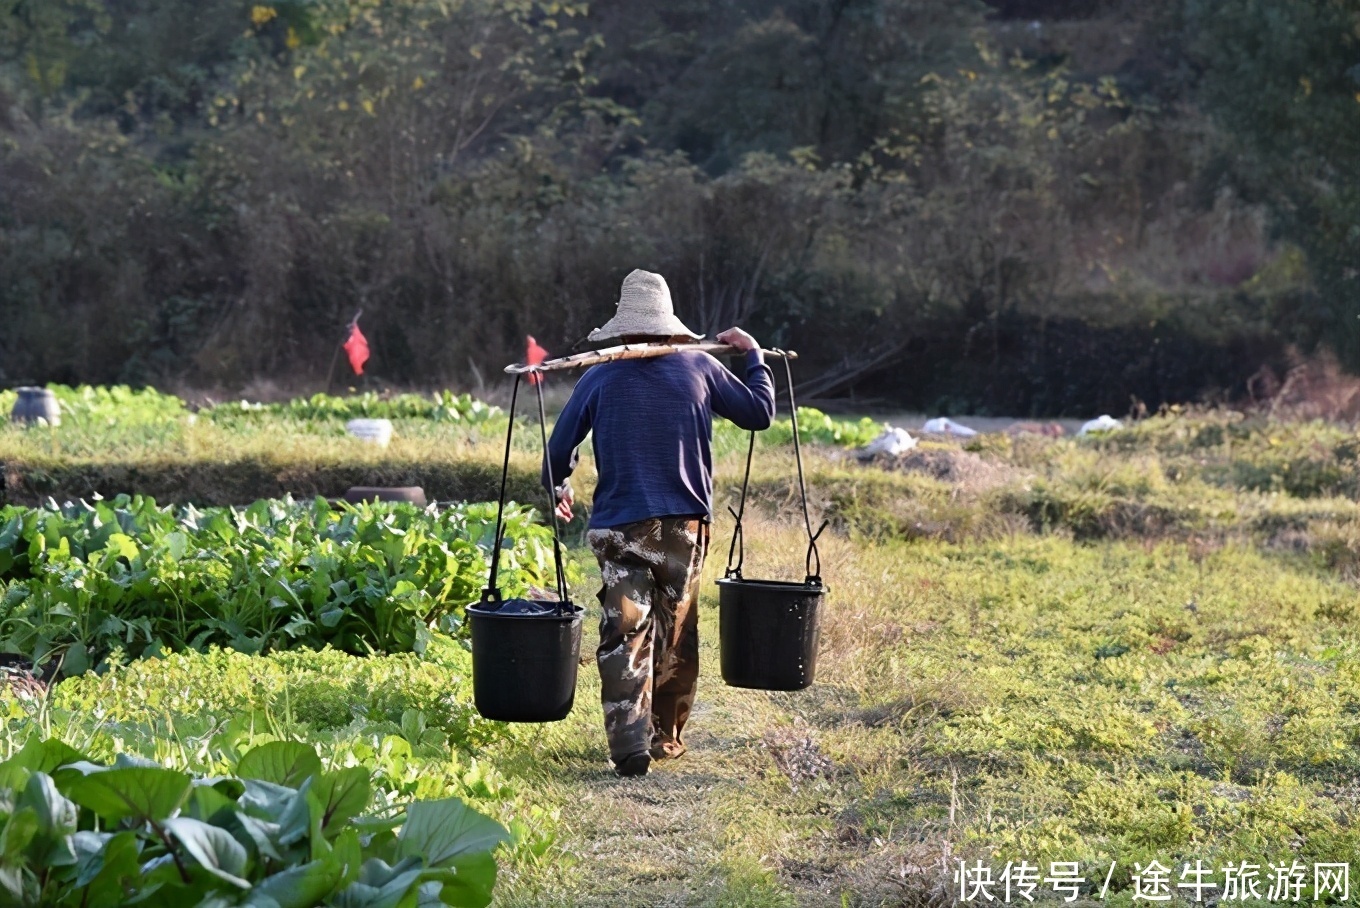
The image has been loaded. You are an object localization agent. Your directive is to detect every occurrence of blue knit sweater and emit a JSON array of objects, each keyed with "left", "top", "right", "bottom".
[{"left": 543, "top": 349, "right": 776, "bottom": 529}]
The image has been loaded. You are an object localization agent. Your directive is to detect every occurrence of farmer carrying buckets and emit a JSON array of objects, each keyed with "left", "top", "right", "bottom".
[
  {"left": 474, "top": 269, "right": 824, "bottom": 777},
  {"left": 545, "top": 269, "right": 776, "bottom": 777}
]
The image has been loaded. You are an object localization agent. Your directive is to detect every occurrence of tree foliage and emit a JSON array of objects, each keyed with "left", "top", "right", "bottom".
[
  {"left": 1187, "top": 0, "right": 1360, "bottom": 367},
  {"left": 0, "top": 0, "right": 1329, "bottom": 411}
]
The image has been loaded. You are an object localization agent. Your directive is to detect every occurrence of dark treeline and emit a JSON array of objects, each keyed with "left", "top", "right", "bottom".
[{"left": 1, "top": 0, "right": 1357, "bottom": 414}]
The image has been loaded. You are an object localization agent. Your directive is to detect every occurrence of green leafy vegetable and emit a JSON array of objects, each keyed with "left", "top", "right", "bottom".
[
  {"left": 0, "top": 496, "right": 564, "bottom": 674},
  {"left": 0, "top": 738, "right": 508, "bottom": 907}
]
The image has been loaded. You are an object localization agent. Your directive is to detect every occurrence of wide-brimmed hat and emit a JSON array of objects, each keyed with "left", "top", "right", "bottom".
[{"left": 587, "top": 269, "right": 704, "bottom": 343}]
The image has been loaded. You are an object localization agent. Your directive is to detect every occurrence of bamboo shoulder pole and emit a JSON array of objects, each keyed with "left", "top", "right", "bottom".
[{"left": 505, "top": 342, "right": 798, "bottom": 375}]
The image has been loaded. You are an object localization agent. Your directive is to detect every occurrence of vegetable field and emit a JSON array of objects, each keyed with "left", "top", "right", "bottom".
[
  {"left": 0, "top": 737, "right": 510, "bottom": 907},
  {"left": 0, "top": 496, "right": 559, "bottom": 674},
  {"left": 5, "top": 386, "right": 1360, "bottom": 906}
]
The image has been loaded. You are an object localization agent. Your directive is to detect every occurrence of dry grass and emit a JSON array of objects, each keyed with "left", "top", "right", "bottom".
[
  {"left": 1250, "top": 350, "right": 1360, "bottom": 422},
  {"left": 479, "top": 501, "right": 1360, "bottom": 906},
  {"left": 857, "top": 447, "right": 1024, "bottom": 491}
]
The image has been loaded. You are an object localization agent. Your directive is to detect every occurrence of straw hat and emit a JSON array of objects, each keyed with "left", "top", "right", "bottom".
[{"left": 587, "top": 269, "right": 704, "bottom": 343}]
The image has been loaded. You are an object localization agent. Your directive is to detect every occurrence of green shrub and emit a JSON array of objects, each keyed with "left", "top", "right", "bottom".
[
  {"left": 714, "top": 407, "right": 884, "bottom": 453},
  {"left": 208, "top": 391, "right": 503, "bottom": 425},
  {"left": 771, "top": 408, "right": 885, "bottom": 448},
  {"left": 0, "top": 386, "right": 501, "bottom": 427},
  {"left": 0, "top": 385, "right": 188, "bottom": 426}
]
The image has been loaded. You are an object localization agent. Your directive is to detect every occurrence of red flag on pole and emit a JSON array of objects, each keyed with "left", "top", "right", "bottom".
[
  {"left": 343, "top": 321, "right": 370, "bottom": 375},
  {"left": 525, "top": 335, "right": 547, "bottom": 384}
]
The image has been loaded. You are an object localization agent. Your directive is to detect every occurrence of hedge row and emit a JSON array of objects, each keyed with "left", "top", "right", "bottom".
[{"left": 0, "top": 456, "right": 546, "bottom": 509}]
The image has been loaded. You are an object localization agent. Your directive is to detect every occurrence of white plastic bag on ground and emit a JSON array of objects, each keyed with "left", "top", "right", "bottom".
[
  {"left": 1078, "top": 414, "right": 1122, "bottom": 436},
  {"left": 859, "top": 426, "right": 917, "bottom": 458},
  {"left": 346, "top": 418, "right": 393, "bottom": 446},
  {"left": 921, "top": 417, "right": 979, "bottom": 438}
]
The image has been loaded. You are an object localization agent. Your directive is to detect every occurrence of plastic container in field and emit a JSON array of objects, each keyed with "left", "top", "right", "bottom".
[
  {"left": 345, "top": 418, "right": 392, "bottom": 446},
  {"left": 716, "top": 577, "right": 824, "bottom": 691},
  {"left": 11, "top": 387, "right": 60, "bottom": 427},
  {"left": 470, "top": 373, "right": 581, "bottom": 723},
  {"left": 468, "top": 597, "right": 583, "bottom": 721},
  {"left": 718, "top": 352, "right": 829, "bottom": 693}
]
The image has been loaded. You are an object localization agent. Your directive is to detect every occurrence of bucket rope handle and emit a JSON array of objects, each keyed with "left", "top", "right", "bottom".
[
  {"left": 723, "top": 350, "right": 827, "bottom": 586},
  {"left": 534, "top": 377, "right": 571, "bottom": 604},
  {"left": 482, "top": 373, "right": 521, "bottom": 603},
  {"left": 723, "top": 431, "right": 756, "bottom": 581},
  {"left": 779, "top": 351, "right": 828, "bottom": 585},
  {"left": 482, "top": 373, "right": 571, "bottom": 612}
]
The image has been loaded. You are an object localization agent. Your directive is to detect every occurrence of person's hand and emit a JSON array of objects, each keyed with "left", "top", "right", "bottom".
[
  {"left": 554, "top": 482, "right": 574, "bottom": 522},
  {"left": 717, "top": 327, "right": 759, "bottom": 353}
]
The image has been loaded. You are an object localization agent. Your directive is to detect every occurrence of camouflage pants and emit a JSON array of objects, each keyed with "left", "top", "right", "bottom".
[{"left": 587, "top": 517, "right": 709, "bottom": 765}]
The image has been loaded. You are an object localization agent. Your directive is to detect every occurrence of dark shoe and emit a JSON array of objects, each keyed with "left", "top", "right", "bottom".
[
  {"left": 614, "top": 752, "right": 651, "bottom": 778},
  {"left": 649, "top": 740, "right": 687, "bottom": 761}
]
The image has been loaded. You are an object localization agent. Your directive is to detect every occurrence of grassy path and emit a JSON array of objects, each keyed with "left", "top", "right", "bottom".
[
  {"left": 489, "top": 521, "right": 903, "bottom": 902},
  {"left": 491, "top": 624, "right": 899, "bottom": 908},
  {"left": 489, "top": 526, "right": 955, "bottom": 908},
  {"left": 489, "top": 521, "right": 1360, "bottom": 907}
]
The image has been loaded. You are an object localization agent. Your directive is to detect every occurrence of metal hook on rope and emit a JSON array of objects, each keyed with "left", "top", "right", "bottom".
[
  {"left": 723, "top": 431, "right": 757, "bottom": 580},
  {"left": 805, "top": 519, "right": 828, "bottom": 585}
]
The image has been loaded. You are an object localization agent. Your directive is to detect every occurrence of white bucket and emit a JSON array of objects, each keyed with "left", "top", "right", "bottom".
[{"left": 345, "top": 418, "right": 393, "bottom": 446}]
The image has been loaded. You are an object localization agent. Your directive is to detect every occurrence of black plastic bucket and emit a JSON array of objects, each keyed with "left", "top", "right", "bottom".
[
  {"left": 716, "top": 577, "right": 824, "bottom": 691},
  {"left": 468, "top": 600, "right": 583, "bottom": 722}
]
